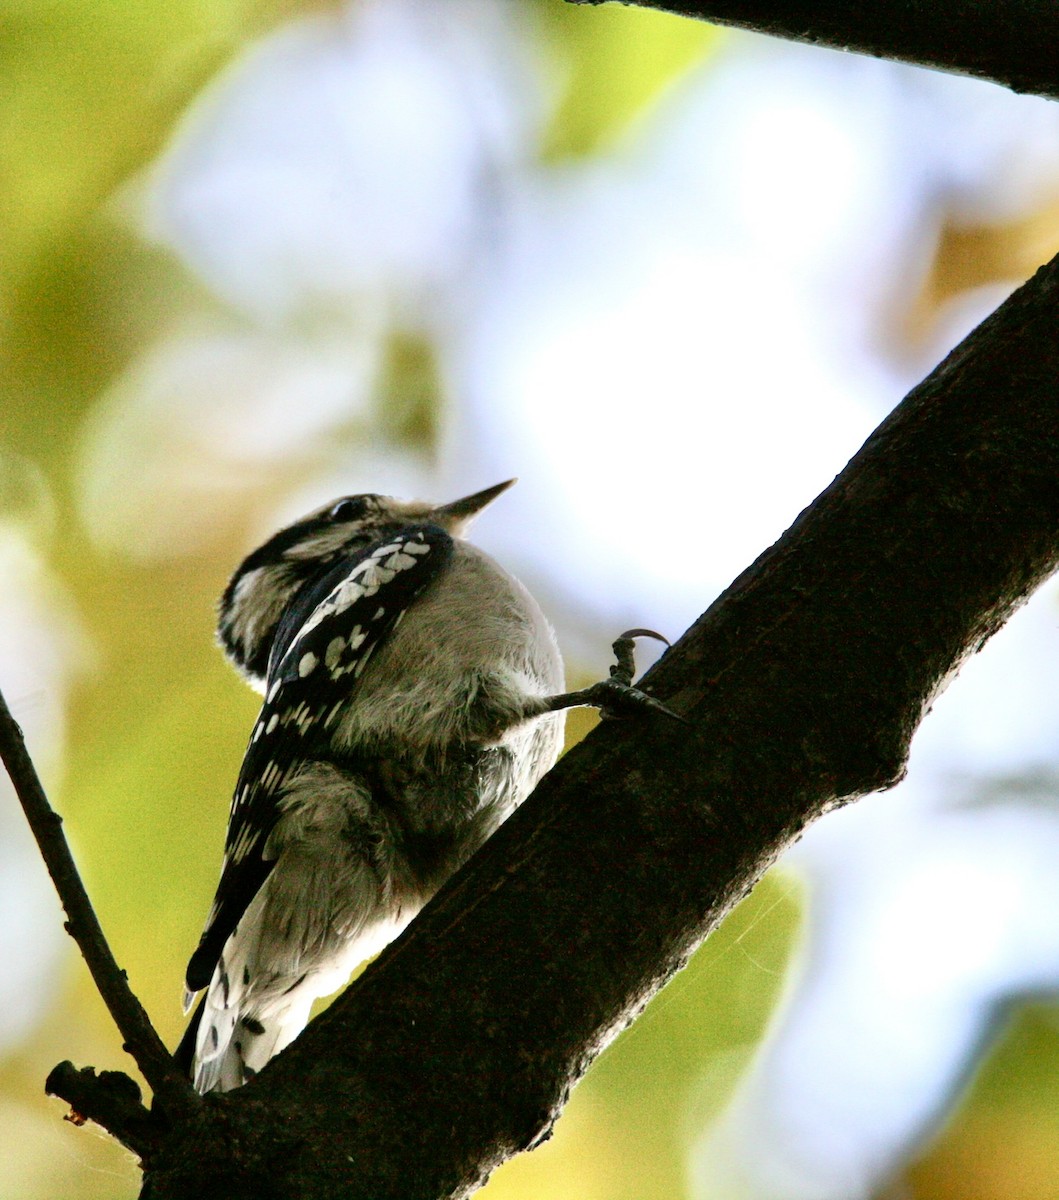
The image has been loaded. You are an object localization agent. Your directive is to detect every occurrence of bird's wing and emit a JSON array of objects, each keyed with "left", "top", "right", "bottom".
[{"left": 184, "top": 525, "right": 453, "bottom": 994}]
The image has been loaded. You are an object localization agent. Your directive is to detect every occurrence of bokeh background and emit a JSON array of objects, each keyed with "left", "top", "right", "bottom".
[{"left": 5, "top": 1, "right": 1059, "bottom": 1196}]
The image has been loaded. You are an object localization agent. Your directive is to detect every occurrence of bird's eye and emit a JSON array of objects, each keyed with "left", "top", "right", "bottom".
[{"left": 329, "top": 497, "right": 368, "bottom": 522}]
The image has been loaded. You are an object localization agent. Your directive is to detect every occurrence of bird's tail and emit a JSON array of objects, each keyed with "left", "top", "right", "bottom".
[
  {"left": 174, "top": 855, "right": 412, "bottom": 1092},
  {"left": 177, "top": 944, "right": 316, "bottom": 1094}
]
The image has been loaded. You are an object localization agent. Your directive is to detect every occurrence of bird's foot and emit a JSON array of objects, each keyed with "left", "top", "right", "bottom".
[
  {"left": 541, "top": 629, "right": 685, "bottom": 723},
  {"left": 593, "top": 628, "right": 684, "bottom": 721}
]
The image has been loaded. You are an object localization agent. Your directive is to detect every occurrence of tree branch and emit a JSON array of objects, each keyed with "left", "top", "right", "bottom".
[
  {"left": 136, "top": 247, "right": 1059, "bottom": 1198},
  {"left": 0, "top": 691, "right": 199, "bottom": 1131},
  {"left": 45, "top": 1062, "right": 163, "bottom": 1159},
  {"left": 573, "top": 0, "right": 1059, "bottom": 101}
]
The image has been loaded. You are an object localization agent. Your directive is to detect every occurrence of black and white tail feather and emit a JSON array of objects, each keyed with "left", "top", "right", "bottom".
[{"left": 176, "top": 481, "right": 673, "bottom": 1092}]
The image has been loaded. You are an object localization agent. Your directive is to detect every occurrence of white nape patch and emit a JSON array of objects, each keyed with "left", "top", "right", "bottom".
[
  {"left": 227, "top": 567, "right": 270, "bottom": 649},
  {"left": 223, "top": 563, "right": 303, "bottom": 692},
  {"left": 299, "top": 651, "right": 318, "bottom": 678},
  {"left": 233, "top": 567, "right": 265, "bottom": 602}
]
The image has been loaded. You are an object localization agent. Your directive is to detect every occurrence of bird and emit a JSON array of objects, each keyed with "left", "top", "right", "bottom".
[{"left": 175, "top": 479, "right": 672, "bottom": 1092}]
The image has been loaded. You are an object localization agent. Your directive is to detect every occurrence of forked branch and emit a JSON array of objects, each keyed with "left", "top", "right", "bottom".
[{"left": 0, "top": 690, "right": 198, "bottom": 1144}]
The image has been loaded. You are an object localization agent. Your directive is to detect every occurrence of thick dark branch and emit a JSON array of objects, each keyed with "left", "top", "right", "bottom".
[
  {"left": 0, "top": 691, "right": 198, "bottom": 1125},
  {"left": 573, "top": 0, "right": 1059, "bottom": 101},
  {"left": 141, "top": 250, "right": 1059, "bottom": 1200}
]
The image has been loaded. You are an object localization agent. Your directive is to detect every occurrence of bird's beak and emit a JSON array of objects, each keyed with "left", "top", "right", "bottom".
[{"left": 431, "top": 479, "right": 517, "bottom": 534}]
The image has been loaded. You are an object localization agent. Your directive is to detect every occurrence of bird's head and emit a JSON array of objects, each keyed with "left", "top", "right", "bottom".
[{"left": 217, "top": 480, "right": 515, "bottom": 689}]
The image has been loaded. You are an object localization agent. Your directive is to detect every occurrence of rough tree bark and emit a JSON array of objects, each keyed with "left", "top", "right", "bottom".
[{"left": 18, "top": 4, "right": 1059, "bottom": 1199}]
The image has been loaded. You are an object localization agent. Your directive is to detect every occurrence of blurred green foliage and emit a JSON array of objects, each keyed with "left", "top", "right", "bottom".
[
  {"left": 533, "top": 1, "right": 719, "bottom": 159},
  {"left": 907, "top": 1006, "right": 1059, "bottom": 1199},
  {"left": 0, "top": 0, "right": 280, "bottom": 467}
]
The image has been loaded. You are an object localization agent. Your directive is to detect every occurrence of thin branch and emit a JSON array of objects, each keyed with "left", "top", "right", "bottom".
[
  {"left": 573, "top": 0, "right": 1059, "bottom": 102},
  {"left": 45, "top": 1062, "right": 162, "bottom": 1159},
  {"left": 0, "top": 688, "right": 199, "bottom": 1122}
]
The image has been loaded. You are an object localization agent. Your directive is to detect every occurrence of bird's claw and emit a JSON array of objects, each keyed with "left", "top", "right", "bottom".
[
  {"left": 599, "top": 629, "right": 685, "bottom": 722},
  {"left": 609, "top": 628, "right": 670, "bottom": 687}
]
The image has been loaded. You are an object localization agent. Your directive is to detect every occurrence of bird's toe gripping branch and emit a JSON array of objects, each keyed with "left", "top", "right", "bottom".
[{"left": 541, "top": 629, "right": 686, "bottom": 723}]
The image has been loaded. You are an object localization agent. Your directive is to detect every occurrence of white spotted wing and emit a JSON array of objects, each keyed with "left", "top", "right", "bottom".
[{"left": 185, "top": 525, "right": 453, "bottom": 993}]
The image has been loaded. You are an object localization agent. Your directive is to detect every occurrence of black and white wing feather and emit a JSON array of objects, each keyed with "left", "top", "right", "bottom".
[{"left": 184, "top": 525, "right": 453, "bottom": 995}]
